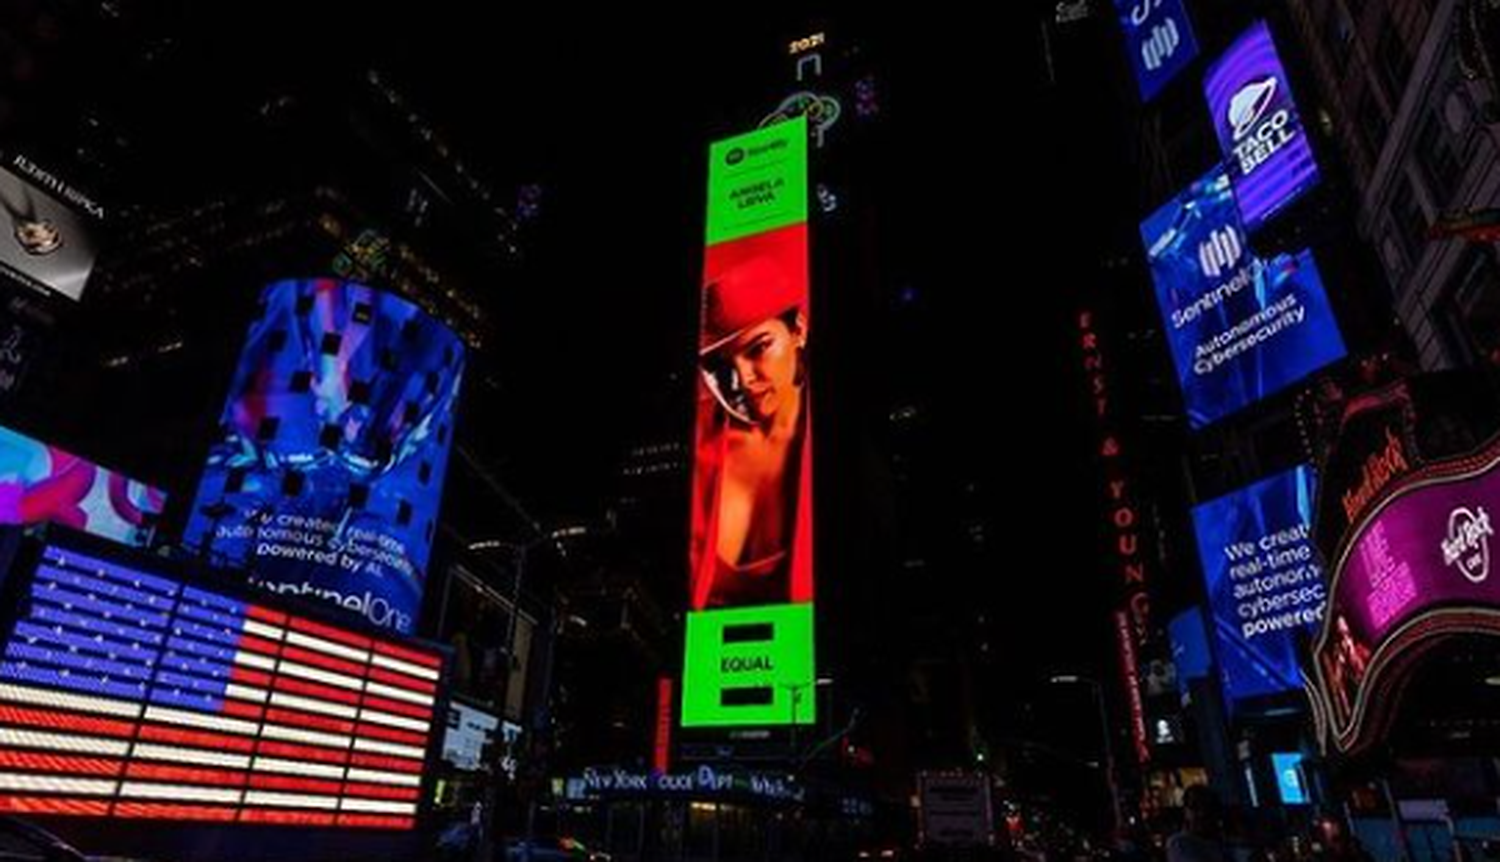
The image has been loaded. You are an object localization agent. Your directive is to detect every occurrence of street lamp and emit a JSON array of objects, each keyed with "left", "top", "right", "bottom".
[
  {"left": 1050, "top": 675, "right": 1125, "bottom": 836},
  {"left": 464, "top": 532, "right": 565, "bottom": 862}
]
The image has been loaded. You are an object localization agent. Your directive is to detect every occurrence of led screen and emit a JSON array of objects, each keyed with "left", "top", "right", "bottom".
[
  {"left": 1141, "top": 168, "right": 1345, "bottom": 427},
  {"left": 441, "top": 702, "right": 498, "bottom": 773},
  {"left": 0, "top": 424, "right": 164, "bottom": 547},
  {"left": 0, "top": 156, "right": 101, "bottom": 302},
  {"left": 184, "top": 279, "right": 464, "bottom": 635},
  {"left": 704, "top": 118, "right": 808, "bottom": 246},
  {"left": 1315, "top": 438, "right": 1500, "bottom": 749},
  {"left": 684, "top": 117, "right": 815, "bottom": 728},
  {"left": 681, "top": 604, "right": 815, "bottom": 728},
  {"left": 0, "top": 539, "right": 442, "bottom": 828},
  {"left": 1115, "top": 0, "right": 1200, "bottom": 101},
  {"left": 1205, "top": 21, "right": 1320, "bottom": 231},
  {"left": 1192, "top": 466, "right": 1325, "bottom": 704},
  {"left": 1273, "top": 752, "right": 1308, "bottom": 805}
]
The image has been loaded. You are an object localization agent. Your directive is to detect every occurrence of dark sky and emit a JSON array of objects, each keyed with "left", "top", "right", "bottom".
[{"left": 12, "top": 2, "right": 1116, "bottom": 687}]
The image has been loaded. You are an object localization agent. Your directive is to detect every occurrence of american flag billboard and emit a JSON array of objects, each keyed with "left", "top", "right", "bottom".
[{"left": 0, "top": 537, "right": 443, "bottom": 829}]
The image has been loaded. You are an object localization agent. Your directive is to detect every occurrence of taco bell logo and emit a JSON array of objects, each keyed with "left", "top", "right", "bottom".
[
  {"left": 1229, "top": 78, "right": 1277, "bottom": 139},
  {"left": 1228, "top": 76, "right": 1295, "bottom": 175},
  {"left": 1443, "top": 506, "right": 1494, "bottom": 584}
]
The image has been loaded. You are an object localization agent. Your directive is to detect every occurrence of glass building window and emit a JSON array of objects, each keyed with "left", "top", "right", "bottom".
[
  {"left": 1417, "top": 112, "right": 1463, "bottom": 205},
  {"left": 1442, "top": 249, "right": 1500, "bottom": 365},
  {"left": 1390, "top": 177, "right": 1428, "bottom": 262},
  {"left": 1376, "top": 27, "right": 1413, "bottom": 101},
  {"left": 1358, "top": 92, "right": 1387, "bottom": 162}
]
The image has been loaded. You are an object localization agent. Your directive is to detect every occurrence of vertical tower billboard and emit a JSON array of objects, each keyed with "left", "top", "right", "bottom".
[{"left": 683, "top": 117, "right": 815, "bottom": 728}]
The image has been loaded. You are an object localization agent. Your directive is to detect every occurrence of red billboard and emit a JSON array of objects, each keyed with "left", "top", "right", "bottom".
[{"left": 689, "top": 222, "right": 813, "bottom": 611}]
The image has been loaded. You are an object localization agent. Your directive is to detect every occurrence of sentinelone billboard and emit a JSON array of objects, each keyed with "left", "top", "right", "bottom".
[
  {"left": 1192, "top": 466, "right": 1326, "bottom": 706},
  {"left": 1205, "top": 20, "right": 1320, "bottom": 232},
  {"left": 184, "top": 279, "right": 465, "bottom": 635},
  {"left": 0, "top": 535, "right": 442, "bottom": 828},
  {"left": 1141, "top": 168, "right": 1345, "bottom": 428},
  {"left": 683, "top": 116, "right": 815, "bottom": 728},
  {"left": 1115, "top": 0, "right": 1200, "bottom": 101},
  {"left": 0, "top": 423, "right": 165, "bottom": 547}
]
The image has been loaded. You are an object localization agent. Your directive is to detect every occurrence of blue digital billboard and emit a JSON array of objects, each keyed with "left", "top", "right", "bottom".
[
  {"left": 1168, "top": 607, "right": 1213, "bottom": 700},
  {"left": 1205, "top": 21, "right": 1320, "bottom": 232},
  {"left": 1191, "top": 466, "right": 1326, "bottom": 705},
  {"left": 184, "top": 279, "right": 464, "bottom": 635},
  {"left": 1141, "top": 168, "right": 1345, "bottom": 428},
  {"left": 1116, "top": 0, "right": 1200, "bottom": 101},
  {"left": 1272, "top": 752, "right": 1309, "bottom": 805}
]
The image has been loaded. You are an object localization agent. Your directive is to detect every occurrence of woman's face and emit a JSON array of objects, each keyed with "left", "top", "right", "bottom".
[
  {"left": 14, "top": 219, "right": 61, "bottom": 256},
  {"left": 721, "top": 312, "right": 805, "bottom": 422}
]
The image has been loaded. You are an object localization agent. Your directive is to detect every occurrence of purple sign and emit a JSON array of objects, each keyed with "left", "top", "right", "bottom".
[
  {"left": 1316, "top": 441, "right": 1500, "bottom": 750},
  {"left": 1205, "top": 21, "right": 1320, "bottom": 232}
]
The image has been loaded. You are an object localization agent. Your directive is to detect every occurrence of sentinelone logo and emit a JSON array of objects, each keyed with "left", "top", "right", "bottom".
[
  {"left": 724, "top": 138, "right": 790, "bottom": 167},
  {"left": 1443, "top": 506, "right": 1495, "bottom": 584},
  {"left": 249, "top": 576, "right": 414, "bottom": 633},
  {"left": 1198, "top": 227, "right": 1243, "bottom": 279},
  {"left": 1141, "top": 18, "right": 1181, "bottom": 72}
]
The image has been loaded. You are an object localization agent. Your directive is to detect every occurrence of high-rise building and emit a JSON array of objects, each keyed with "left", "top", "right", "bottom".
[{"left": 1285, "top": 0, "right": 1499, "bottom": 370}]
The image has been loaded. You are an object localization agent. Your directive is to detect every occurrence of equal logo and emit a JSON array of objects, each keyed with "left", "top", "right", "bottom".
[
  {"left": 719, "top": 621, "right": 777, "bottom": 707},
  {"left": 681, "top": 604, "right": 816, "bottom": 727},
  {"left": 1443, "top": 506, "right": 1494, "bottom": 584}
]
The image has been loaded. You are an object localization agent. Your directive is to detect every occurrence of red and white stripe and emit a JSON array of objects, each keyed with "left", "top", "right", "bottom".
[{"left": 0, "top": 600, "right": 442, "bottom": 829}]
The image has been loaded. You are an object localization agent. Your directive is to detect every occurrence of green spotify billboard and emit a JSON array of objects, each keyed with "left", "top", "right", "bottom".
[
  {"left": 682, "top": 604, "right": 816, "bottom": 726},
  {"left": 684, "top": 116, "right": 815, "bottom": 728}
]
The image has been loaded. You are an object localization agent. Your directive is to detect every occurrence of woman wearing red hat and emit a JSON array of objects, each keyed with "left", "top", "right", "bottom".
[{"left": 690, "top": 223, "right": 813, "bottom": 610}]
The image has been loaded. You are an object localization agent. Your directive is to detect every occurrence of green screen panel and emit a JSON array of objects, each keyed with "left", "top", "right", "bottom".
[
  {"left": 705, "top": 117, "right": 808, "bottom": 245},
  {"left": 681, "top": 603, "right": 815, "bottom": 728}
]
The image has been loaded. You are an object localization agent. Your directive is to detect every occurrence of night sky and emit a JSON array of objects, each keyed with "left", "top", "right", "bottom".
[{"left": 8, "top": 2, "right": 1118, "bottom": 729}]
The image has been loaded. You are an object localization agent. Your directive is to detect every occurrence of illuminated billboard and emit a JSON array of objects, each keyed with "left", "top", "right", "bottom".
[
  {"left": 0, "top": 537, "right": 442, "bottom": 827},
  {"left": 1141, "top": 168, "right": 1345, "bottom": 427},
  {"left": 1273, "top": 752, "right": 1308, "bottom": 805},
  {"left": 0, "top": 154, "right": 102, "bottom": 302},
  {"left": 1192, "top": 466, "right": 1325, "bottom": 705},
  {"left": 185, "top": 279, "right": 464, "bottom": 635},
  {"left": 1115, "top": 0, "right": 1200, "bottom": 101},
  {"left": 684, "top": 117, "right": 814, "bottom": 728},
  {"left": 1312, "top": 435, "right": 1500, "bottom": 751},
  {"left": 705, "top": 119, "right": 808, "bottom": 246},
  {"left": 690, "top": 222, "right": 812, "bottom": 611},
  {"left": 0, "top": 424, "right": 164, "bottom": 547},
  {"left": 1205, "top": 21, "right": 1320, "bottom": 231},
  {"left": 441, "top": 701, "right": 499, "bottom": 773},
  {"left": 681, "top": 604, "right": 815, "bottom": 727}
]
